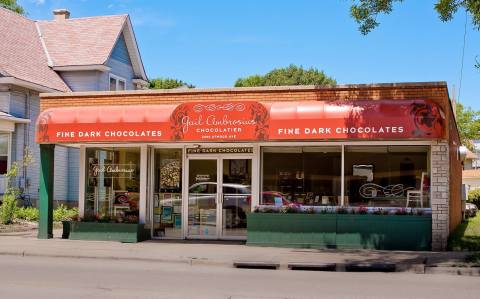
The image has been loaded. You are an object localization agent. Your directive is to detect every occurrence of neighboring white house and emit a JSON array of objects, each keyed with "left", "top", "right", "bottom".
[
  {"left": 462, "top": 146, "right": 480, "bottom": 192},
  {"left": 0, "top": 7, "right": 148, "bottom": 205}
]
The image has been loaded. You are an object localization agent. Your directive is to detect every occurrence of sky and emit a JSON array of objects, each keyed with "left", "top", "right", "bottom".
[{"left": 20, "top": 0, "right": 480, "bottom": 109}]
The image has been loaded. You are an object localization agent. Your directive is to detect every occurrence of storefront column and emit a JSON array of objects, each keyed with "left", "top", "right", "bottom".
[
  {"left": 139, "top": 145, "right": 148, "bottom": 224},
  {"left": 340, "top": 145, "right": 345, "bottom": 206},
  {"left": 78, "top": 145, "right": 86, "bottom": 218},
  {"left": 38, "top": 144, "right": 55, "bottom": 239},
  {"left": 431, "top": 141, "right": 450, "bottom": 251}
]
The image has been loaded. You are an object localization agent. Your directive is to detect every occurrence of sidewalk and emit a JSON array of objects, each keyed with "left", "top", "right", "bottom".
[{"left": 0, "top": 230, "right": 476, "bottom": 275}]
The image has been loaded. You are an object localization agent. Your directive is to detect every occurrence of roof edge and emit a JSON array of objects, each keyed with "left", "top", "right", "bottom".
[
  {"left": 0, "top": 77, "right": 65, "bottom": 93},
  {"left": 0, "top": 113, "right": 31, "bottom": 124},
  {"left": 34, "top": 22, "right": 53, "bottom": 67},
  {"left": 53, "top": 65, "right": 111, "bottom": 72},
  {"left": 40, "top": 81, "right": 448, "bottom": 98},
  {"left": 103, "top": 16, "right": 147, "bottom": 81}
]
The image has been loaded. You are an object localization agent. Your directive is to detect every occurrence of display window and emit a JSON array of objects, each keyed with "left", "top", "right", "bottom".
[
  {"left": 153, "top": 148, "right": 183, "bottom": 238},
  {"left": 84, "top": 147, "right": 141, "bottom": 221},
  {"left": 261, "top": 146, "right": 342, "bottom": 206},
  {"left": 344, "top": 145, "right": 430, "bottom": 208},
  {"left": 261, "top": 145, "right": 430, "bottom": 209}
]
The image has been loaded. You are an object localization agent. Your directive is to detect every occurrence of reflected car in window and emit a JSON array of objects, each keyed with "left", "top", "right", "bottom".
[
  {"left": 260, "top": 191, "right": 296, "bottom": 207},
  {"left": 188, "top": 183, "right": 297, "bottom": 208},
  {"left": 465, "top": 203, "right": 478, "bottom": 218}
]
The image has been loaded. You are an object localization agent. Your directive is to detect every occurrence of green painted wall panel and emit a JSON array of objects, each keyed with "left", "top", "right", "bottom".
[
  {"left": 68, "top": 222, "right": 148, "bottom": 243},
  {"left": 247, "top": 214, "right": 432, "bottom": 251},
  {"left": 38, "top": 145, "right": 55, "bottom": 239},
  {"left": 247, "top": 214, "right": 336, "bottom": 248}
]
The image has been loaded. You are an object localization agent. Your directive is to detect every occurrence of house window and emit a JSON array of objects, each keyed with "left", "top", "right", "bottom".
[
  {"left": 0, "top": 134, "right": 9, "bottom": 174},
  {"left": 109, "top": 74, "right": 127, "bottom": 91}
]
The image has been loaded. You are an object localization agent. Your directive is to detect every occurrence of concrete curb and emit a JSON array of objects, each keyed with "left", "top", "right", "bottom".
[
  {"left": 1, "top": 250, "right": 478, "bottom": 276},
  {"left": 0, "top": 250, "right": 231, "bottom": 267},
  {"left": 424, "top": 266, "right": 480, "bottom": 276}
]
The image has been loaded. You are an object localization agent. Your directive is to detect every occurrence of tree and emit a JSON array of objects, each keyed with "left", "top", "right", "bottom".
[
  {"left": 0, "top": 0, "right": 25, "bottom": 15},
  {"left": 235, "top": 65, "right": 336, "bottom": 87},
  {"left": 456, "top": 103, "right": 480, "bottom": 148},
  {"left": 350, "top": 0, "right": 480, "bottom": 35},
  {"left": 349, "top": 0, "right": 480, "bottom": 69},
  {"left": 149, "top": 78, "right": 195, "bottom": 89}
]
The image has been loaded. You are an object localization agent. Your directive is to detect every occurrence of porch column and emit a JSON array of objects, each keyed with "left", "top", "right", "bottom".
[{"left": 38, "top": 144, "right": 55, "bottom": 239}]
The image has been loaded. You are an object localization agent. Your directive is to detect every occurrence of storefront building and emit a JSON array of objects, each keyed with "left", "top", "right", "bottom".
[{"left": 35, "top": 82, "right": 463, "bottom": 250}]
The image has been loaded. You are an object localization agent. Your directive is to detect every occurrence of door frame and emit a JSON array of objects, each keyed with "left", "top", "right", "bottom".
[
  {"left": 148, "top": 143, "right": 259, "bottom": 240},
  {"left": 184, "top": 154, "right": 254, "bottom": 240}
]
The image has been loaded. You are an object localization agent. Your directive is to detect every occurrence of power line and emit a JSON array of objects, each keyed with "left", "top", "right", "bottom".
[{"left": 458, "top": 8, "right": 468, "bottom": 103}]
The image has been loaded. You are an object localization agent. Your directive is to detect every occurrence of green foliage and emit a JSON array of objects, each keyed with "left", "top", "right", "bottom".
[
  {"left": 15, "top": 207, "right": 39, "bottom": 222},
  {"left": 0, "top": 147, "right": 35, "bottom": 224},
  {"left": 235, "top": 65, "right": 336, "bottom": 87},
  {"left": 468, "top": 189, "right": 480, "bottom": 207},
  {"left": 465, "top": 252, "right": 480, "bottom": 264},
  {"left": 149, "top": 77, "right": 195, "bottom": 89},
  {"left": 0, "top": 0, "right": 25, "bottom": 15},
  {"left": 0, "top": 194, "right": 17, "bottom": 224},
  {"left": 53, "top": 205, "right": 78, "bottom": 222},
  {"left": 435, "top": 0, "right": 480, "bottom": 29},
  {"left": 456, "top": 103, "right": 480, "bottom": 148},
  {"left": 350, "top": 0, "right": 403, "bottom": 35},
  {"left": 13, "top": 205, "right": 78, "bottom": 222},
  {"left": 350, "top": 0, "right": 480, "bottom": 34},
  {"left": 448, "top": 214, "right": 480, "bottom": 251}
]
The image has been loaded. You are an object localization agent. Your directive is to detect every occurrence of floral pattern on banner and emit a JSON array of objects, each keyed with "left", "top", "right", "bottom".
[
  {"left": 170, "top": 105, "right": 189, "bottom": 141},
  {"left": 36, "top": 111, "right": 52, "bottom": 142},
  {"left": 410, "top": 101, "right": 445, "bottom": 137},
  {"left": 250, "top": 102, "right": 269, "bottom": 140}
]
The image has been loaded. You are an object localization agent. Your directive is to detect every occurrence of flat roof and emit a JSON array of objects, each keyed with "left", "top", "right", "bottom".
[{"left": 40, "top": 81, "right": 448, "bottom": 98}]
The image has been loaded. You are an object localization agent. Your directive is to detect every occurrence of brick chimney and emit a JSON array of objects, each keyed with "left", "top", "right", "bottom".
[{"left": 53, "top": 9, "right": 70, "bottom": 21}]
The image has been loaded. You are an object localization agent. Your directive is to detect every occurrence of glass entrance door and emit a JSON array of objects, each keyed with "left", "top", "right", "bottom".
[
  {"left": 187, "top": 157, "right": 252, "bottom": 239},
  {"left": 221, "top": 159, "right": 252, "bottom": 238},
  {"left": 187, "top": 159, "right": 218, "bottom": 238}
]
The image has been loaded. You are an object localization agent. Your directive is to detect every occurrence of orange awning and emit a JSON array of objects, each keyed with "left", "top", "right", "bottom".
[{"left": 36, "top": 100, "right": 445, "bottom": 143}]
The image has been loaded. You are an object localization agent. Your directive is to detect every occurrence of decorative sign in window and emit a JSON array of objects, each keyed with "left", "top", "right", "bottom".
[
  {"left": 160, "top": 159, "right": 181, "bottom": 189},
  {"left": 195, "top": 174, "right": 211, "bottom": 182},
  {"left": 90, "top": 163, "right": 136, "bottom": 179},
  {"left": 353, "top": 165, "right": 374, "bottom": 182}
]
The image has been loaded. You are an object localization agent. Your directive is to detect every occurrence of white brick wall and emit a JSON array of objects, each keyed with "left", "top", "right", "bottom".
[{"left": 431, "top": 141, "right": 450, "bottom": 251}]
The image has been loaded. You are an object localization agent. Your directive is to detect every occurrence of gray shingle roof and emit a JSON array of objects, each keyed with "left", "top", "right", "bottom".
[{"left": 0, "top": 7, "right": 71, "bottom": 91}]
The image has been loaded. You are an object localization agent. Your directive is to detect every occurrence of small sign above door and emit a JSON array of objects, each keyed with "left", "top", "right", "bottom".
[{"left": 186, "top": 147, "right": 253, "bottom": 154}]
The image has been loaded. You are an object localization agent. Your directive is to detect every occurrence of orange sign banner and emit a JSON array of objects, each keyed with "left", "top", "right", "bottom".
[
  {"left": 36, "top": 100, "right": 444, "bottom": 143},
  {"left": 170, "top": 102, "right": 268, "bottom": 141}
]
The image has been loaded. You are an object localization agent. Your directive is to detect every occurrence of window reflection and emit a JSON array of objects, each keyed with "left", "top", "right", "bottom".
[
  {"left": 85, "top": 147, "right": 140, "bottom": 221},
  {"left": 261, "top": 147, "right": 342, "bottom": 206},
  {"left": 344, "top": 146, "right": 430, "bottom": 207}
]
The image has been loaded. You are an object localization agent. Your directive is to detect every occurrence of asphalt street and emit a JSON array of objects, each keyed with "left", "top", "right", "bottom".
[{"left": 0, "top": 255, "right": 478, "bottom": 299}]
